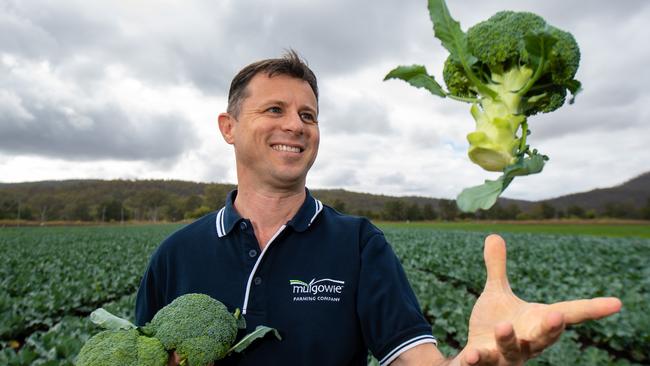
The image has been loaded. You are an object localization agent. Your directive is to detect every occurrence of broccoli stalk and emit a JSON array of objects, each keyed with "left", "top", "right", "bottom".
[{"left": 385, "top": 0, "right": 581, "bottom": 212}]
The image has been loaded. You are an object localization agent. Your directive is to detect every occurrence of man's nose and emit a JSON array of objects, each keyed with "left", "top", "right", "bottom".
[{"left": 282, "top": 112, "right": 304, "bottom": 135}]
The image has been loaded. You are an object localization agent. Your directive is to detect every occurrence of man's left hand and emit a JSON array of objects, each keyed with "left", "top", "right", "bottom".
[{"left": 455, "top": 234, "right": 622, "bottom": 365}]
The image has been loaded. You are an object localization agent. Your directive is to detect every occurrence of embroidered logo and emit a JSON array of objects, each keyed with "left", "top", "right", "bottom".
[{"left": 289, "top": 278, "right": 345, "bottom": 302}]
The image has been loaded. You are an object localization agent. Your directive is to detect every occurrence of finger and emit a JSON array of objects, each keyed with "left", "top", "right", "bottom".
[
  {"left": 527, "top": 311, "right": 565, "bottom": 356},
  {"left": 494, "top": 322, "right": 521, "bottom": 361},
  {"left": 483, "top": 234, "right": 509, "bottom": 287},
  {"left": 464, "top": 347, "right": 499, "bottom": 365},
  {"left": 548, "top": 297, "right": 622, "bottom": 325},
  {"left": 167, "top": 351, "right": 181, "bottom": 366}
]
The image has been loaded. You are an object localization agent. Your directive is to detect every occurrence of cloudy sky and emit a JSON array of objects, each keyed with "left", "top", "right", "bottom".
[{"left": 1, "top": 0, "right": 648, "bottom": 201}]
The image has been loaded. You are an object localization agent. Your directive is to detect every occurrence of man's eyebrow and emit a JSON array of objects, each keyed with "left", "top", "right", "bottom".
[
  {"left": 261, "top": 99, "right": 317, "bottom": 113},
  {"left": 261, "top": 99, "right": 288, "bottom": 107}
]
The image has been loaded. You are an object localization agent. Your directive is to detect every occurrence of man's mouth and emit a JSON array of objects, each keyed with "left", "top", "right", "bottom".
[{"left": 271, "top": 144, "right": 303, "bottom": 153}]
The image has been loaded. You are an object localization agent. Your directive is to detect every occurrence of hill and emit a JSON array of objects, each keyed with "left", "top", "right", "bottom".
[
  {"left": 540, "top": 172, "right": 650, "bottom": 212},
  {"left": 1, "top": 172, "right": 648, "bottom": 222}
]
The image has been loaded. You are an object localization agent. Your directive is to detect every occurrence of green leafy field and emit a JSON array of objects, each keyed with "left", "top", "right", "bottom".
[
  {"left": 379, "top": 221, "right": 650, "bottom": 238},
  {"left": 1, "top": 224, "right": 648, "bottom": 365}
]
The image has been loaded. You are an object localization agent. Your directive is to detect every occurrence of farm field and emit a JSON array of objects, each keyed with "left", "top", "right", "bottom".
[
  {"left": 1, "top": 224, "right": 648, "bottom": 365},
  {"left": 378, "top": 221, "right": 650, "bottom": 238}
]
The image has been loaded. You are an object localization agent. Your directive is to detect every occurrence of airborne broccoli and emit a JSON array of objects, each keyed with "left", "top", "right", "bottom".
[
  {"left": 76, "top": 293, "right": 280, "bottom": 366},
  {"left": 385, "top": 0, "right": 581, "bottom": 212}
]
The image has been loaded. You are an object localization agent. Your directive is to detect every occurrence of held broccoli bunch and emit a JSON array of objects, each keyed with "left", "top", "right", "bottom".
[
  {"left": 75, "top": 329, "right": 167, "bottom": 366},
  {"left": 142, "top": 293, "right": 238, "bottom": 366},
  {"left": 385, "top": 0, "right": 582, "bottom": 212},
  {"left": 76, "top": 293, "right": 281, "bottom": 366}
]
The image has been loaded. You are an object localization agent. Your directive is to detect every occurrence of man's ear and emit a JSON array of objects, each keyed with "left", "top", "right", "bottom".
[{"left": 218, "top": 113, "right": 236, "bottom": 145}]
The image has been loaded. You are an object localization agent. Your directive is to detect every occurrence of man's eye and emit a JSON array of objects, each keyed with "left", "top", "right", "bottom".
[
  {"left": 300, "top": 112, "right": 316, "bottom": 123},
  {"left": 267, "top": 106, "right": 282, "bottom": 114}
]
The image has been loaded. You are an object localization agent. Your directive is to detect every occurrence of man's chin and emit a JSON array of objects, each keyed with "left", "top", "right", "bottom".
[{"left": 268, "top": 172, "right": 308, "bottom": 190}]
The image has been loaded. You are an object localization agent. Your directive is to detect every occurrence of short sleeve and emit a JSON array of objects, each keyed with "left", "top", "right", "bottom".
[
  {"left": 135, "top": 255, "right": 163, "bottom": 326},
  {"left": 357, "top": 233, "right": 437, "bottom": 365}
]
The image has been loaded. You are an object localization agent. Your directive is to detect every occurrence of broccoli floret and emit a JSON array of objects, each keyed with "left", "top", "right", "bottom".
[
  {"left": 75, "top": 329, "right": 167, "bottom": 366},
  {"left": 145, "top": 293, "right": 238, "bottom": 366},
  {"left": 385, "top": 0, "right": 582, "bottom": 211}
]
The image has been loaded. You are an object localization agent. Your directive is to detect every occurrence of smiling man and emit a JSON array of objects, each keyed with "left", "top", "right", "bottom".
[{"left": 135, "top": 51, "right": 621, "bottom": 366}]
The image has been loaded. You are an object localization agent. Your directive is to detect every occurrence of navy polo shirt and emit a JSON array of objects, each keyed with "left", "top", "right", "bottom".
[{"left": 135, "top": 189, "right": 436, "bottom": 365}]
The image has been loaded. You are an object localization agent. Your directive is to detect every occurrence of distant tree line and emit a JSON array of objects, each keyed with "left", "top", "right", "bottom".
[
  {"left": 316, "top": 198, "right": 650, "bottom": 222},
  {"left": 1, "top": 180, "right": 648, "bottom": 223},
  {"left": 0, "top": 181, "right": 234, "bottom": 224}
]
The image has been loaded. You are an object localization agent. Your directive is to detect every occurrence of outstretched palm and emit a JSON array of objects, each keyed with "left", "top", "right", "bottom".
[{"left": 458, "top": 235, "right": 621, "bottom": 365}]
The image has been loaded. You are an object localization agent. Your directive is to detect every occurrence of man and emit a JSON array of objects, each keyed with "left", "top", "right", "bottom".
[{"left": 135, "top": 51, "right": 621, "bottom": 366}]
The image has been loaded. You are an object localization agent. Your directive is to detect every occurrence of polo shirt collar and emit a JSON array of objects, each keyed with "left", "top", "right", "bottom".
[{"left": 215, "top": 188, "right": 323, "bottom": 238}]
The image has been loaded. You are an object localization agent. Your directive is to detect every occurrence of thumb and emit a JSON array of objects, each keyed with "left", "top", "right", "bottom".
[{"left": 484, "top": 234, "right": 509, "bottom": 288}]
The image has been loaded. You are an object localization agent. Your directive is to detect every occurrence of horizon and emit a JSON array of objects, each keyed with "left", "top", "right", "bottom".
[{"left": 2, "top": 169, "right": 647, "bottom": 203}]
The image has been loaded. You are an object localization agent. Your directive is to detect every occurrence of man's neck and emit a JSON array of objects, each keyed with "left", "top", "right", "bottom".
[{"left": 233, "top": 186, "right": 306, "bottom": 250}]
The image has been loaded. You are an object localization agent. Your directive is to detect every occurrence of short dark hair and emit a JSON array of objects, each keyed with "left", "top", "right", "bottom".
[{"left": 226, "top": 50, "right": 318, "bottom": 118}]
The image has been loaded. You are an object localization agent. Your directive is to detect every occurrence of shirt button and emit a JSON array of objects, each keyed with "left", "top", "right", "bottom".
[
  {"left": 253, "top": 277, "right": 262, "bottom": 285},
  {"left": 248, "top": 249, "right": 258, "bottom": 258},
  {"left": 239, "top": 222, "right": 247, "bottom": 230}
]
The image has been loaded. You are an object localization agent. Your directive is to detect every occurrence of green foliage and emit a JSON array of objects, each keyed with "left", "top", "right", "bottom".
[
  {"left": 388, "top": 229, "right": 650, "bottom": 364},
  {"left": 0, "top": 226, "right": 175, "bottom": 341},
  {"left": 0, "top": 294, "right": 136, "bottom": 366},
  {"left": 1, "top": 225, "right": 648, "bottom": 365},
  {"left": 385, "top": 0, "right": 581, "bottom": 212}
]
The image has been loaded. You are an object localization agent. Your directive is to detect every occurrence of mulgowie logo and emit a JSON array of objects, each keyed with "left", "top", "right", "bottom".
[{"left": 290, "top": 278, "right": 345, "bottom": 302}]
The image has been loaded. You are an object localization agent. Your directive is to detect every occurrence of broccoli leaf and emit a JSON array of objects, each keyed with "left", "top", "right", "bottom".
[
  {"left": 456, "top": 154, "right": 546, "bottom": 212},
  {"left": 504, "top": 153, "right": 546, "bottom": 177},
  {"left": 523, "top": 29, "right": 557, "bottom": 71},
  {"left": 89, "top": 308, "right": 136, "bottom": 330},
  {"left": 427, "top": 0, "right": 474, "bottom": 65},
  {"left": 519, "top": 29, "right": 558, "bottom": 96},
  {"left": 384, "top": 65, "right": 447, "bottom": 98},
  {"left": 428, "top": 0, "right": 496, "bottom": 99},
  {"left": 456, "top": 176, "right": 506, "bottom": 212},
  {"left": 228, "top": 326, "right": 281, "bottom": 354}
]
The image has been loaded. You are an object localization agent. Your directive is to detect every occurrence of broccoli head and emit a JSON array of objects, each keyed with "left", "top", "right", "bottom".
[
  {"left": 385, "top": 0, "right": 582, "bottom": 211},
  {"left": 442, "top": 10, "right": 580, "bottom": 171},
  {"left": 75, "top": 329, "right": 167, "bottom": 366},
  {"left": 145, "top": 293, "right": 238, "bottom": 366}
]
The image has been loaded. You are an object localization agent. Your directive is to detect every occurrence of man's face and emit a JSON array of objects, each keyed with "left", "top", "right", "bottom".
[{"left": 221, "top": 73, "right": 320, "bottom": 191}]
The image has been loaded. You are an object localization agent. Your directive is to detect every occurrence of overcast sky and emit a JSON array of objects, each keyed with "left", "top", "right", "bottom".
[{"left": 1, "top": 0, "right": 648, "bottom": 201}]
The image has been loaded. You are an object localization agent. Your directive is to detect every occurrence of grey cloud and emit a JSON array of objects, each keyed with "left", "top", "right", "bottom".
[
  {"left": 1, "top": 1, "right": 231, "bottom": 93},
  {"left": 320, "top": 168, "right": 359, "bottom": 187},
  {"left": 0, "top": 1, "right": 118, "bottom": 62},
  {"left": 376, "top": 172, "right": 405, "bottom": 186},
  {"left": 408, "top": 126, "right": 441, "bottom": 150},
  {"left": 2, "top": 0, "right": 424, "bottom": 96},
  {"left": 218, "top": 0, "right": 427, "bottom": 77},
  {"left": 319, "top": 94, "right": 393, "bottom": 135},
  {"left": 531, "top": 101, "right": 643, "bottom": 142},
  {"left": 0, "top": 100, "right": 197, "bottom": 161},
  {"left": 444, "top": 0, "right": 649, "bottom": 30},
  {"left": 4, "top": 0, "right": 649, "bottom": 97}
]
